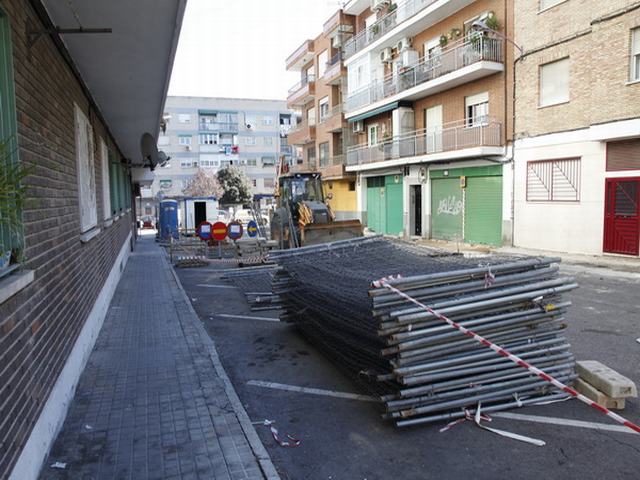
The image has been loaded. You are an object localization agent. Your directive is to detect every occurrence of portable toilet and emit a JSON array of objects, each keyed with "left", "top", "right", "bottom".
[{"left": 159, "top": 200, "right": 179, "bottom": 240}]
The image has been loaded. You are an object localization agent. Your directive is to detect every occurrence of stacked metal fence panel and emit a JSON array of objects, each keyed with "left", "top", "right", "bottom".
[{"left": 270, "top": 236, "right": 578, "bottom": 427}]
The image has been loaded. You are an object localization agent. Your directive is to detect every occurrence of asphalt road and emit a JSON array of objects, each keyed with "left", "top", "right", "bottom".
[{"left": 176, "top": 261, "right": 640, "bottom": 480}]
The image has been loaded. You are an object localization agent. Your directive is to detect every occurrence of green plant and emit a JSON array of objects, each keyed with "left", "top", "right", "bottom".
[
  {"left": 485, "top": 14, "right": 500, "bottom": 31},
  {"left": 372, "top": 24, "right": 380, "bottom": 35},
  {"left": 388, "top": 3, "right": 397, "bottom": 12},
  {"left": 216, "top": 166, "right": 253, "bottom": 205},
  {"left": 0, "top": 137, "right": 29, "bottom": 236},
  {"left": 439, "top": 35, "right": 448, "bottom": 47}
]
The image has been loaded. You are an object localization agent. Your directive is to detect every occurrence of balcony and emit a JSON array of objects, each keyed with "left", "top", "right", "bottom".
[
  {"left": 319, "top": 104, "right": 345, "bottom": 133},
  {"left": 288, "top": 119, "right": 317, "bottom": 145},
  {"left": 345, "top": 37, "right": 503, "bottom": 117},
  {"left": 319, "top": 154, "right": 354, "bottom": 180},
  {"left": 286, "top": 39, "right": 315, "bottom": 71},
  {"left": 280, "top": 145, "right": 294, "bottom": 156},
  {"left": 323, "top": 10, "right": 354, "bottom": 36},
  {"left": 199, "top": 122, "right": 239, "bottom": 133},
  {"left": 343, "top": 0, "right": 476, "bottom": 60},
  {"left": 346, "top": 118, "right": 503, "bottom": 170},
  {"left": 287, "top": 74, "right": 316, "bottom": 108},
  {"left": 324, "top": 52, "right": 346, "bottom": 85}
]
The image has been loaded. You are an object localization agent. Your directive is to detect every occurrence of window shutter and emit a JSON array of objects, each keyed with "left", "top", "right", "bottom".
[
  {"left": 607, "top": 139, "right": 640, "bottom": 171},
  {"left": 74, "top": 104, "right": 98, "bottom": 232},
  {"left": 540, "top": 58, "right": 570, "bottom": 106}
]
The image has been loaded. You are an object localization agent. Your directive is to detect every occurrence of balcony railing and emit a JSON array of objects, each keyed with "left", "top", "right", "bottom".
[
  {"left": 199, "top": 122, "right": 239, "bottom": 133},
  {"left": 346, "top": 118, "right": 502, "bottom": 166},
  {"left": 319, "top": 104, "right": 343, "bottom": 123},
  {"left": 280, "top": 145, "right": 293, "bottom": 156},
  {"left": 286, "top": 39, "right": 314, "bottom": 68},
  {"left": 291, "top": 118, "right": 317, "bottom": 133},
  {"left": 288, "top": 74, "right": 316, "bottom": 95},
  {"left": 343, "top": 0, "right": 440, "bottom": 59},
  {"left": 346, "top": 37, "right": 502, "bottom": 113}
]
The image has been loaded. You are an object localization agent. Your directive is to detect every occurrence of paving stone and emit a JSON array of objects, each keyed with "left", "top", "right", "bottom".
[
  {"left": 38, "top": 236, "right": 269, "bottom": 480},
  {"left": 576, "top": 360, "right": 638, "bottom": 398}
]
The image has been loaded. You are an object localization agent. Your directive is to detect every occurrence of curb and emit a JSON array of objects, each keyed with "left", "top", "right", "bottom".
[{"left": 166, "top": 255, "right": 281, "bottom": 480}]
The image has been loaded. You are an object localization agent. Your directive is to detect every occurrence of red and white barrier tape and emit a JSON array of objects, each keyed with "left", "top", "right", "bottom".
[
  {"left": 254, "top": 420, "right": 301, "bottom": 447},
  {"left": 373, "top": 275, "right": 640, "bottom": 435}
]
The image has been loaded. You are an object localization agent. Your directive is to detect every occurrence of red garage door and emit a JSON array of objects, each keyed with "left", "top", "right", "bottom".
[{"left": 603, "top": 178, "right": 640, "bottom": 256}]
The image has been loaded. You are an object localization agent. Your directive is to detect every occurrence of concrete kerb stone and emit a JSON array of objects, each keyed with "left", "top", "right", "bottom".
[{"left": 165, "top": 253, "right": 281, "bottom": 480}]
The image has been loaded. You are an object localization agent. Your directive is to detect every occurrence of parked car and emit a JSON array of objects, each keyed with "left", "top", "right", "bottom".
[
  {"left": 141, "top": 215, "right": 155, "bottom": 229},
  {"left": 233, "top": 209, "right": 268, "bottom": 226}
]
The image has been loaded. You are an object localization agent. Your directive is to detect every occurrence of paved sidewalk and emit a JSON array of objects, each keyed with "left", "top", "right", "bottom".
[{"left": 40, "top": 234, "right": 278, "bottom": 480}]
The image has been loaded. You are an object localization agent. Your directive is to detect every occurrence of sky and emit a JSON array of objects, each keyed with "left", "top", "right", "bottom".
[{"left": 168, "top": 0, "right": 343, "bottom": 101}]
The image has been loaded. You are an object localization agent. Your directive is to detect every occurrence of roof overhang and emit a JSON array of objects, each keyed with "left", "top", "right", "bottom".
[{"left": 39, "top": 0, "right": 187, "bottom": 166}]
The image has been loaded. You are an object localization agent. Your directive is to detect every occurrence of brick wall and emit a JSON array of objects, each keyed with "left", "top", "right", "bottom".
[
  {"left": 514, "top": 0, "right": 640, "bottom": 138},
  {"left": 0, "top": 1, "right": 134, "bottom": 477}
]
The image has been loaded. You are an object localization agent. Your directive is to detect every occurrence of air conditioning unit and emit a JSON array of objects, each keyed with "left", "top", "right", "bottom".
[
  {"left": 352, "top": 120, "right": 364, "bottom": 133},
  {"left": 380, "top": 47, "right": 393, "bottom": 63},
  {"left": 401, "top": 49, "right": 419, "bottom": 68},
  {"left": 372, "top": 0, "right": 390, "bottom": 12},
  {"left": 396, "top": 37, "right": 412, "bottom": 52}
]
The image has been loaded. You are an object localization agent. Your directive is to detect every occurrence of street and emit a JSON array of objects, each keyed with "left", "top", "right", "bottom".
[{"left": 176, "top": 259, "right": 640, "bottom": 480}]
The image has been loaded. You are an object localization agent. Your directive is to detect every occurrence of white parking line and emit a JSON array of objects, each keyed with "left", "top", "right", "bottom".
[
  {"left": 215, "top": 313, "right": 280, "bottom": 322},
  {"left": 197, "top": 284, "right": 238, "bottom": 289},
  {"left": 491, "top": 412, "right": 639, "bottom": 435},
  {"left": 247, "top": 380, "right": 378, "bottom": 402}
]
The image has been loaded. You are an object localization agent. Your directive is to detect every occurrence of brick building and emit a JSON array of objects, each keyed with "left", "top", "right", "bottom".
[
  {"left": 0, "top": 1, "right": 184, "bottom": 478},
  {"left": 339, "top": 0, "right": 514, "bottom": 244},
  {"left": 285, "top": 10, "right": 359, "bottom": 220},
  {"left": 513, "top": 0, "right": 640, "bottom": 256}
]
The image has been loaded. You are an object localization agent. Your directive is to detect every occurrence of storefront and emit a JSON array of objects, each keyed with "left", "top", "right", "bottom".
[{"left": 366, "top": 175, "right": 403, "bottom": 235}]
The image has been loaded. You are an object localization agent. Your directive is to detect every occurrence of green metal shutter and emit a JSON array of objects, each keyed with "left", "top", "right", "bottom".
[
  {"left": 431, "top": 178, "right": 463, "bottom": 241},
  {"left": 464, "top": 176, "right": 503, "bottom": 246},
  {"left": 385, "top": 175, "right": 403, "bottom": 235},
  {"left": 366, "top": 176, "right": 385, "bottom": 233}
]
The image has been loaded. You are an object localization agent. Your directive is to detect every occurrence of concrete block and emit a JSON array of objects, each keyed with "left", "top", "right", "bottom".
[
  {"left": 574, "top": 378, "right": 626, "bottom": 410},
  {"left": 576, "top": 361, "right": 637, "bottom": 398}
]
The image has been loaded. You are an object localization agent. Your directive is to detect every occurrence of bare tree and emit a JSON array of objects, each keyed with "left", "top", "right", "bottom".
[{"left": 182, "top": 168, "right": 222, "bottom": 198}]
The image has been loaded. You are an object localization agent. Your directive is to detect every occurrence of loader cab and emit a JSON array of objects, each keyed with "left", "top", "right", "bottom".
[{"left": 278, "top": 173, "right": 325, "bottom": 207}]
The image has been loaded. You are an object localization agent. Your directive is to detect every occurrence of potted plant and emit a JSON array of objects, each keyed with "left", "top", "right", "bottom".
[
  {"left": 0, "top": 137, "right": 29, "bottom": 273},
  {"left": 372, "top": 23, "right": 380, "bottom": 35},
  {"left": 439, "top": 35, "right": 448, "bottom": 48},
  {"left": 388, "top": 3, "right": 397, "bottom": 13},
  {"left": 485, "top": 13, "right": 500, "bottom": 31}
]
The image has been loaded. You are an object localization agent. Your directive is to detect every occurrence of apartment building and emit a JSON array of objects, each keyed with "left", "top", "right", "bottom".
[
  {"left": 285, "top": 10, "right": 359, "bottom": 220},
  {"left": 0, "top": 1, "right": 184, "bottom": 478},
  {"left": 152, "top": 96, "right": 293, "bottom": 224},
  {"left": 337, "top": 0, "right": 514, "bottom": 245},
  {"left": 513, "top": 0, "right": 640, "bottom": 256}
]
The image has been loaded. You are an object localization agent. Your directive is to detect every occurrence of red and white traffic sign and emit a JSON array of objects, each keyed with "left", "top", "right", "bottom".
[
  {"left": 197, "top": 221, "right": 213, "bottom": 241},
  {"left": 212, "top": 222, "right": 227, "bottom": 241}
]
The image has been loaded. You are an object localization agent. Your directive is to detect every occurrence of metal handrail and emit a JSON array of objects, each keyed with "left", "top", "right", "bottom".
[
  {"left": 346, "top": 118, "right": 503, "bottom": 166},
  {"left": 319, "top": 104, "right": 343, "bottom": 123},
  {"left": 198, "top": 122, "right": 239, "bottom": 132},
  {"left": 288, "top": 74, "right": 316, "bottom": 95},
  {"left": 343, "top": 0, "right": 440, "bottom": 59},
  {"left": 346, "top": 37, "right": 503, "bottom": 112},
  {"left": 290, "top": 118, "right": 317, "bottom": 133}
]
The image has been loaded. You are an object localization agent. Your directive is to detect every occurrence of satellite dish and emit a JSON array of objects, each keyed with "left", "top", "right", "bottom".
[
  {"left": 158, "top": 151, "right": 171, "bottom": 167},
  {"left": 141, "top": 133, "right": 159, "bottom": 170},
  {"left": 246, "top": 123, "right": 253, "bottom": 130}
]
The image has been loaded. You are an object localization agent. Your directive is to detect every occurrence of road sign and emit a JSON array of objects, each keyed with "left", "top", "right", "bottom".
[
  {"left": 227, "top": 221, "right": 243, "bottom": 241},
  {"left": 197, "top": 221, "right": 213, "bottom": 241},
  {"left": 212, "top": 222, "right": 227, "bottom": 241},
  {"left": 247, "top": 220, "right": 258, "bottom": 238}
]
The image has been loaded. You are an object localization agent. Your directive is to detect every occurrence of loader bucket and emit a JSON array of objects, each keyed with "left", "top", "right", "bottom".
[{"left": 299, "top": 220, "right": 364, "bottom": 246}]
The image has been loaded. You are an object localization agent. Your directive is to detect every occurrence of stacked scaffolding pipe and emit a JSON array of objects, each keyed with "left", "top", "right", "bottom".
[{"left": 270, "top": 237, "right": 578, "bottom": 427}]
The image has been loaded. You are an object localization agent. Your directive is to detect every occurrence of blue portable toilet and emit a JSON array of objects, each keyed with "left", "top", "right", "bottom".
[{"left": 159, "top": 200, "right": 179, "bottom": 240}]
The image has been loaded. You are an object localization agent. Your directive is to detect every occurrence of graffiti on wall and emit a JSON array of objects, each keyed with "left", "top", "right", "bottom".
[{"left": 437, "top": 196, "right": 463, "bottom": 216}]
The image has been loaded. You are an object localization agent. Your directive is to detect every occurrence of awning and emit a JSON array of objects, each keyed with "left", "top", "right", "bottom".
[{"left": 348, "top": 102, "right": 399, "bottom": 123}]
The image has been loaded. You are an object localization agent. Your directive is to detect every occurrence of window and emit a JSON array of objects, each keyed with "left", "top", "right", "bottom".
[
  {"left": 319, "top": 142, "right": 330, "bottom": 167},
  {"left": 100, "top": 139, "right": 111, "bottom": 220},
  {"left": 252, "top": 179, "right": 257, "bottom": 187},
  {"left": 307, "top": 147, "right": 316, "bottom": 165},
  {"left": 158, "top": 135, "right": 170, "bottom": 146},
  {"left": 527, "top": 158, "right": 581, "bottom": 202},
  {"left": 0, "top": 10, "right": 23, "bottom": 271},
  {"left": 539, "top": 0, "right": 565, "bottom": 11},
  {"left": 631, "top": 28, "right": 640, "bottom": 82},
  {"left": 539, "top": 58, "right": 570, "bottom": 107},
  {"left": 244, "top": 136, "right": 256, "bottom": 146},
  {"left": 318, "top": 50, "right": 328, "bottom": 77},
  {"left": 181, "top": 160, "right": 194, "bottom": 168},
  {"left": 74, "top": 104, "right": 98, "bottom": 232},
  {"left": 246, "top": 115, "right": 257, "bottom": 127},
  {"left": 199, "top": 133, "right": 218, "bottom": 145},
  {"left": 220, "top": 159, "right": 231, "bottom": 167},
  {"left": 264, "top": 178, "right": 275, "bottom": 189},
  {"left": 307, "top": 107, "right": 316, "bottom": 126},
  {"left": 179, "top": 135, "right": 192, "bottom": 146},
  {"left": 246, "top": 158, "right": 257, "bottom": 166},
  {"left": 368, "top": 124, "right": 379, "bottom": 146},
  {"left": 465, "top": 92, "right": 489, "bottom": 127},
  {"left": 262, "top": 116, "right": 273, "bottom": 125},
  {"left": 319, "top": 97, "right": 330, "bottom": 121},
  {"left": 264, "top": 136, "right": 274, "bottom": 146},
  {"left": 349, "top": 181, "right": 356, "bottom": 191},
  {"left": 262, "top": 156, "right": 276, "bottom": 166},
  {"left": 607, "top": 139, "right": 640, "bottom": 171},
  {"left": 178, "top": 114, "right": 191, "bottom": 123}
]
